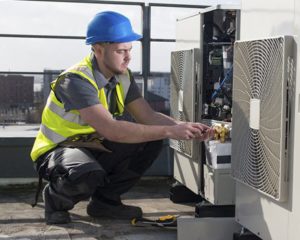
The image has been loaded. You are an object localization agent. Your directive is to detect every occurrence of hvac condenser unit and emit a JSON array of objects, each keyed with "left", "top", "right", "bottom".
[
  {"left": 171, "top": 49, "right": 203, "bottom": 194},
  {"left": 232, "top": 36, "right": 294, "bottom": 202},
  {"left": 171, "top": 6, "right": 239, "bottom": 204},
  {"left": 170, "top": 49, "right": 202, "bottom": 158}
]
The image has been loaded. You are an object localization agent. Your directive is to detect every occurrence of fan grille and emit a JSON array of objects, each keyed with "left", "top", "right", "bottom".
[
  {"left": 232, "top": 36, "right": 292, "bottom": 201},
  {"left": 169, "top": 49, "right": 199, "bottom": 157}
]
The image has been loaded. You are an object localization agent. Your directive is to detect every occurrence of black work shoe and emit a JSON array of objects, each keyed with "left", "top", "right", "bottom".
[
  {"left": 43, "top": 185, "right": 71, "bottom": 225},
  {"left": 87, "top": 198, "right": 143, "bottom": 220}
]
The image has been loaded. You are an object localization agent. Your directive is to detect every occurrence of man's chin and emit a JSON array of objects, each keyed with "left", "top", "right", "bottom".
[{"left": 115, "top": 68, "right": 127, "bottom": 75}]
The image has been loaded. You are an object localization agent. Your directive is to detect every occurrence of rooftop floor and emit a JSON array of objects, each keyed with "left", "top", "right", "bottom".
[{"left": 0, "top": 178, "right": 194, "bottom": 240}]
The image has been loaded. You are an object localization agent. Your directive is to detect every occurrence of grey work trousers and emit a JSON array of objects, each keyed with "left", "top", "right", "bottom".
[{"left": 37, "top": 139, "right": 163, "bottom": 212}]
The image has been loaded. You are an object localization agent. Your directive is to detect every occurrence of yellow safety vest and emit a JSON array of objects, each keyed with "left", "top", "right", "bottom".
[{"left": 30, "top": 54, "right": 131, "bottom": 161}]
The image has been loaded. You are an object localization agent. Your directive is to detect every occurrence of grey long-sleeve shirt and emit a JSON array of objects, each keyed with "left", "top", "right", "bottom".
[{"left": 54, "top": 57, "right": 141, "bottom": 113}]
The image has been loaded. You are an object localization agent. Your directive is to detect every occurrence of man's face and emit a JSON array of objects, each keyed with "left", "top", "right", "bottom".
[{"left": 95, "top": 42, "right": 132, "bottom": 76}]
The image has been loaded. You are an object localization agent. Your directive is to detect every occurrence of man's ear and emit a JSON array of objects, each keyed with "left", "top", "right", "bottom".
[
  {"left": 93, "top": 44, "right": 105, "bottom": 57},
  {"left": 91, "top": 44, "right": 96, "bottom": 52}
]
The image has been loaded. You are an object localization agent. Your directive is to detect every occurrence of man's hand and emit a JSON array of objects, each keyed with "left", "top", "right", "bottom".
[
  {"left": 194, "top": 127, "right": 215, "bottom": 141},
  {"left": 169, "top": 122, "right": 214, "bottom": 141}
]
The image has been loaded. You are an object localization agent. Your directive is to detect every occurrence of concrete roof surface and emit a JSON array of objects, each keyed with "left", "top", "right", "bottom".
[
  {"left": 0, "top": 124, "right": 39, "bottom": 138},
  {"left": 0, "top": 178, "right": 194, "bottom": 240}
]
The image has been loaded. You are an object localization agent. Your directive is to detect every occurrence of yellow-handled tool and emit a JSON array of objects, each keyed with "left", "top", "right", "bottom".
[{"left": 131, "top": 215, "right": 178, "bottom": 227}]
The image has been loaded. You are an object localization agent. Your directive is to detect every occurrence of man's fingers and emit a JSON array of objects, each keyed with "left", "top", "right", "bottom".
[
  {"left": 192, "top": 128, "right": 214, "bottom": 141},
  {"left": 190, "top": 123, "right": 211, "bottom": 132},
  {"left": 179, "top": 122, "right": 213, "bottom": 141}
]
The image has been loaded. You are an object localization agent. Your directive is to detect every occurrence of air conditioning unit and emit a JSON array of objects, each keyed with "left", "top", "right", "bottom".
[
  {"left": 170, "top": 48, "right": 203, "bottom": 194},
  {"left": 171, "top": 6, "right": 239, "bottom": 203},
  {"left": 170, "top": 49, "right": 202, "bottom": 158},
  {"left": 231, "top": 35, "right": 295, "bottom": 202}
]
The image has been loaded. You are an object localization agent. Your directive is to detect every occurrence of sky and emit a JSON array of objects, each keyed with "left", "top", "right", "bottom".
[{"left": 0, "top": 0, "right": 240, "bottom": 73}]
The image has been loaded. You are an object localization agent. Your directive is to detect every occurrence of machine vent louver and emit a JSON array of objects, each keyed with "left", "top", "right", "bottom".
[
  {"left": 232, "top": 36, "right": 294, "bottom": 201},
  {"left": 170, "top": 49, "right": 201, "bottom": 157}
]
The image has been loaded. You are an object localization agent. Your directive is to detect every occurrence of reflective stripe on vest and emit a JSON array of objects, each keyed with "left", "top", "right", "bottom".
[
  {"left": 30, "top": 54, "right": 131, "bottom": 161},
  {"left": 47, "top": 97, "right": 87, "bottom": 125},
  {"left": 40, "top": 124, "right": 66, "bottom": 143}
]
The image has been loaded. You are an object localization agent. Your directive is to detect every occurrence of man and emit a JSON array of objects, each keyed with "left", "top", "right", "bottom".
[{"left": 31, "top": 11, "right": 214, "bottom": 225}]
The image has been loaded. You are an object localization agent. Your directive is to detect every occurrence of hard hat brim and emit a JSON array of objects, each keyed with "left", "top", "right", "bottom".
[{"left": 86, "top": 33, "right": 142, "bottom": 45}]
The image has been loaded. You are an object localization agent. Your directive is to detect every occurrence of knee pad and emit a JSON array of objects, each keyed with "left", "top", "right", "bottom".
[{"left": 52, "top": 168, "right": 107, "bottom": 203}]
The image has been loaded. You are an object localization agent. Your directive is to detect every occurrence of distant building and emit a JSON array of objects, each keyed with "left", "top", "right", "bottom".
[
  {"left": 147, "top": 91, "right": 169, "bottom": 114},
  {"left": 0, "top": 74, "right": 34, "bottom": 108},
  {"left": 41, "top": 70, "right": 170, "bottom": 114},
  {"left": 132, "top": 72, "right": 170, "bottom": 114},
  {"left": 43, "top": 69, "right": 63, "bottom": 104},
  {"left": 148, "top": 72, "right": 170, "bottom": 100}
]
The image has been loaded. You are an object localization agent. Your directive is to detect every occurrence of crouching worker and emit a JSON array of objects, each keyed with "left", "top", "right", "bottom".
[{"left": 30, "top": 11, "right": 214, "bottom": 225}]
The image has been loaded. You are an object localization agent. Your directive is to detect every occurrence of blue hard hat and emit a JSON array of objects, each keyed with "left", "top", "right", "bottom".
[{"left": 86, "top": 11, "right": 142, "bottom": 45}]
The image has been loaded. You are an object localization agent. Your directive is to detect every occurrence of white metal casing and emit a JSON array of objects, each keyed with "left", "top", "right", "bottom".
[
  {"left": 204, "top": 164, "right": 235, "bottom": 205},
  {"left": 176, "top": 5, "right": 240, "bottom": 51},
  {"left": 178, "top": 216, "right": 241, "bottom": 240},
  {"left": 232, "top": 35, "right": 293, "bottom": 202},
  {"left": 235, "top": 0, "right": 300, "bottom": 239},
  {"left": 173, "top": 5, "right": 239, "bottom": 203},
  {"left": 171, "top": 49, "right": 202, "bottom": 194}
]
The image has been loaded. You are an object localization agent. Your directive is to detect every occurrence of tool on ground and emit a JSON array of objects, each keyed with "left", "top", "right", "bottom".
[{"left": 131, "top": 215, "right": 178, "bottom": 227}]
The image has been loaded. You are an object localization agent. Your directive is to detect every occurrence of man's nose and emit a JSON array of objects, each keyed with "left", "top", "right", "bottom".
[{"left": 125, "top": 51, "right": 131, "bottom": 61}]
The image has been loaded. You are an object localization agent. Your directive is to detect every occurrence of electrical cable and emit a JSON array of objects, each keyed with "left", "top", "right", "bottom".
[{"left": 210, "top": 66, "right": 233, "bottom": 101}]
